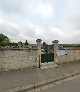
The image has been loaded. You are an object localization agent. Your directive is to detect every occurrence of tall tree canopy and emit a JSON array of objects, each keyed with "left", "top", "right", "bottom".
[{"left": 0, "top": 33, "right": 10, "bottom": 43}]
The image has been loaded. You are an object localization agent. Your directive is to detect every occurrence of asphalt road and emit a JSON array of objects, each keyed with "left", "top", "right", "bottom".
[
  {"left": 0, "top": 63, "right": 80, "bottom": 92},
  {"left": 42, "top": 75, "right": 80, "bottom": 92}
]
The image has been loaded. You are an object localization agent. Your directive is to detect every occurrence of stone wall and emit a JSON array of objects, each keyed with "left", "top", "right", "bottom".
[
  {"left": 58, "top": 50, "right": 80, "bottom": 63},
  {"left": 1, "top": 39, "right": 80, "bottom": 71},
  {"left": 0, "top": 50, "right": 38, "bottom": 71}
]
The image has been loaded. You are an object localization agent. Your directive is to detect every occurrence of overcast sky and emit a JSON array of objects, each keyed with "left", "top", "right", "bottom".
[{"left": 0, "top": 0, "right": 80, "bottom": 44}]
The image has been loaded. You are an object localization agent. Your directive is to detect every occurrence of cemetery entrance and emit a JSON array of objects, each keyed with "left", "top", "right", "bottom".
[{"left": 41, "top": 44, "right": 54, "bottom": 63}]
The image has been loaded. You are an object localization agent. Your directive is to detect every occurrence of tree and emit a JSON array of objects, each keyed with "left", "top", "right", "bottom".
[
  {"left": 43, "top": 42, "right": 46, "bottom": 46},
  {"left": 0, "top": 33, "right": 10, "bottom": 43},
  {"left": 25, "top": 40, "right": 29, "bottom": 46},
  {"left": 0, "top": 33, "right": 10, "bottom": 46},
  {"left": 43, "top": 42, "right": 48, "bottom": 53},
  {"left": 18, "top": 41, "right": 23, "bottom": 47}
]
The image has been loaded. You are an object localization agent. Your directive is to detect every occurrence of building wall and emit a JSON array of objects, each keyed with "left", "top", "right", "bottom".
[
  {"left": 0, "top": 50, "right": 38, "bottom": 71},
  {"left": 58, "top": 50, "right": 80, "bottom": 63}
]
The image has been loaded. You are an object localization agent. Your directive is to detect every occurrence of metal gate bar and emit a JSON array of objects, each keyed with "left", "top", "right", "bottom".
[{"left": 41, "top": 53, "right": 54, "bottom": 63}]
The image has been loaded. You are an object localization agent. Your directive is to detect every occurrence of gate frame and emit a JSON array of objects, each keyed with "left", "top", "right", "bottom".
[{"left": 36, "top": 39, "right": 59, "bottom": 68}]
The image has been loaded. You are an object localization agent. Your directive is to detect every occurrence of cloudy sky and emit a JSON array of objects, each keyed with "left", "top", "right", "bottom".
[{"left": 0, "top": 0, "right": 80, "bottom": 44}]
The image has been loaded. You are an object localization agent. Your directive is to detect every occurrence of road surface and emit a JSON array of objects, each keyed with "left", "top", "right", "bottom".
[
  {"left": 0, "top": 63, "right": 80, "bottom": 92},
  {"left": 42, "top": 75, "right": 80, "bottom": 92}
]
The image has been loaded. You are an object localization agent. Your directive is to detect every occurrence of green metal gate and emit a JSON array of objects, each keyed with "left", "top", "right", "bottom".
[{"left": 41, "top": 53, "right": 54, "bottom": 63}]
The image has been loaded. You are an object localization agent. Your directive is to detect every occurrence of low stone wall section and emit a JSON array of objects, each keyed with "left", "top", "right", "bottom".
[
  {"left": 0, "top": 50, "right": 38, "bottom": 71},
  {"left": 58, "top": 50, "right": 80, "bottom": 63}
]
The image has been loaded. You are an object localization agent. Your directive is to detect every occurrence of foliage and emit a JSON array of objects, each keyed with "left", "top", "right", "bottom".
[
  {"left": 18, "top": 41, "right": 22, "bottom": 45},
  {"left": 0, "top": 42, "right": 18, "bottom": 46},
  {"left": 43, "top": 42, "right": 48, "bottom": 53},
  {"left": 43, "top": 42, "right": 46, "bottom": 46},
  {"left": 8, "top": 42, "right": 18, "bottom": 46},
  {"left": 25, "top": 40, "right": 29, "bottom": 45},
  {"left": 63, "top": 44, "right": 80, "bottom": 48},
  {"left": 0, "top": 33, "right": 18, "bottom": 46},
  {"left": 0, "top": 33, "right": 10, "bottom": 43}
]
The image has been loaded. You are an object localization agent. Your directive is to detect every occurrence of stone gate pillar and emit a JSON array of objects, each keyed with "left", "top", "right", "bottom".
[
  {"left": 36, "top": 39, "right": 42, "bottom": 68},
  {"left": 52, "top": 40, "right": 59, "bottom": 63}
]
